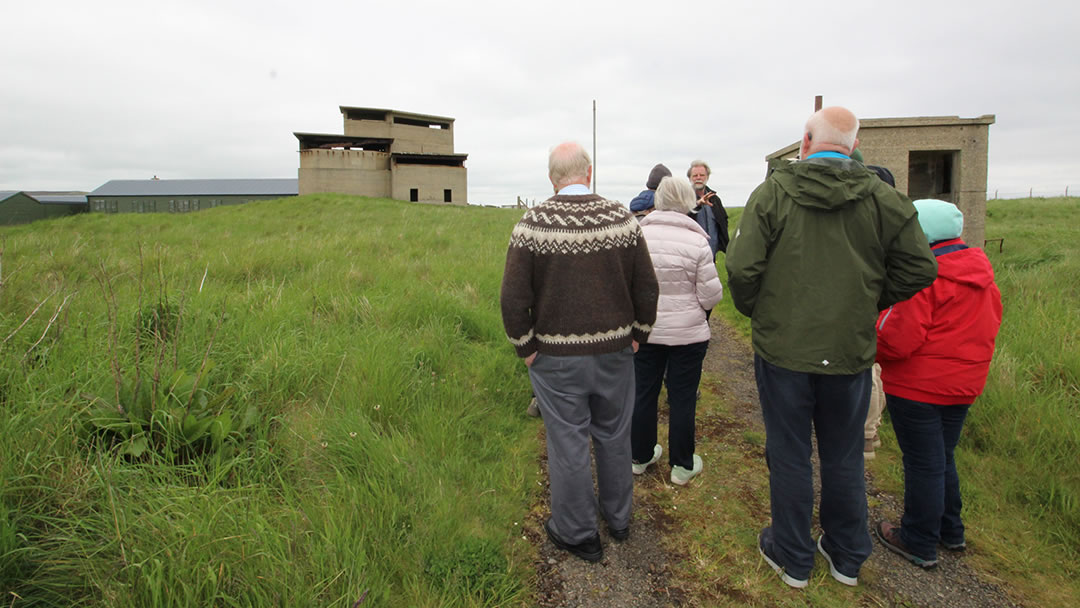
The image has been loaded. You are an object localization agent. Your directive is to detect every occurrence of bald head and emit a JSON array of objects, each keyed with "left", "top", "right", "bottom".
[
  {"left": 801, "top": 106, "right": 859, "bottom": 157},
  {"left": 548, "top": 142, "right": 592, "bottom": 192}
]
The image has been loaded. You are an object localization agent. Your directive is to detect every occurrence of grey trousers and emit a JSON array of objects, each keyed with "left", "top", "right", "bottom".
[{"left": 529, "top": 347, "right": 635, "bottom": 544}]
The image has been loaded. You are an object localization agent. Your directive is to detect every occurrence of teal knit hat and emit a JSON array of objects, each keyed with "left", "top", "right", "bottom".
[{"left": 914, "top": 199, "right": 964, "bottom": 243}]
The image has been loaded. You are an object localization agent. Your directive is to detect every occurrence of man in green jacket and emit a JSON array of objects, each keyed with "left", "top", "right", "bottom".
[{"left": 726, "top": 107, "right": 937, "bottom": 589}]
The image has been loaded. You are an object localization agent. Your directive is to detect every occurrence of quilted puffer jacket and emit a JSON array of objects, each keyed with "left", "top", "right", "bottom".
[{"left": 638, "top": 211, "right": 723, "bottom": 345}]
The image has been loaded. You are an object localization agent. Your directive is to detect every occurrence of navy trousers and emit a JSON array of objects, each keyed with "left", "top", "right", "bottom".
[
  {"left": 887, "top": 394, "right": 971, "bottom": 559},
  {"left": 631, "top": 341, "right": 709, "bottom": 470},
  {"left": 755, "top": 354, "right": 873, "bottom": 579}
]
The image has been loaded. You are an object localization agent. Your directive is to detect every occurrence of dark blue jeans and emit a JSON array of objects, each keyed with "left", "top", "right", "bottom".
[
  {"left": 886, "top": 394, "right": 971, "bottom": 559},
  {"left": 632, "top": 341, "right": 709, "bottom": 471},
  {"left": 755, "top": 355, "right": 873, "bottom": 579}
]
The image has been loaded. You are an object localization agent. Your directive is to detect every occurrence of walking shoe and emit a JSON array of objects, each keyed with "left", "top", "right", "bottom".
[
  {"left": 608, "top": 525, "right": 630, "bottom": 542},
  {"left": 526, "top": 397, "right": 540, "bottom": 418},
  {"left": 544, "top": 519, "right": 602, "bottom": 562},
  {"left": 875, "top": 521, "right": 937, "bottom": 569},
  {"left": 941, "top": 538, "right": 967, "bottom": 552},
  {"left": 817, "top": 535, "right": 858, "bottom": 586},
  {"left": 670, "top": 454, "right": 703, "bottom": 486},
  {"left": 632, "top": 444, "right": 662, "bottom": 475},
  {"left": 758, "top": 527, "right": 808, "bottom": 589}
]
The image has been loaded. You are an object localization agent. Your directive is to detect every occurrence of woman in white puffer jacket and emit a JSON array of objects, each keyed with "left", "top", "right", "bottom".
[{"left": 631, "top": 176, "right": 724, "bottom": 486}]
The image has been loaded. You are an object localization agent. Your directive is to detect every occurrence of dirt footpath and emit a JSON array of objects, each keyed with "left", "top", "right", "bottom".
[{"left": 525, "top": 317, "right": 1023, "bottom": 608}]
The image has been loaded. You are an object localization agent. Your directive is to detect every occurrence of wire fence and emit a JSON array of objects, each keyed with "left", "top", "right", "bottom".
[{"left": 989, "top": 187, "right": 1075, "bottom": 199}]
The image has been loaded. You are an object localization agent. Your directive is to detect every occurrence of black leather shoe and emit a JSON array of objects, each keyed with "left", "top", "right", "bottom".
[
  {"left": 609, "top": 526, "right": 629, "bottom": 542},
  {"left": 544, "top": 519, "right": 603, "bottom": 562}
]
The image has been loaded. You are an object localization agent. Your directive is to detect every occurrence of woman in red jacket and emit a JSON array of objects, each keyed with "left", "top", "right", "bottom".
[{"left": 874, "top": 199, "right": 1003, "bottom": 569}]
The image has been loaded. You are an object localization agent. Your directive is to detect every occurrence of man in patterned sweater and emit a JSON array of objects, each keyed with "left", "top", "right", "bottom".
[{"left": 501, "top": 141, "right": 659, "bottom": 562}]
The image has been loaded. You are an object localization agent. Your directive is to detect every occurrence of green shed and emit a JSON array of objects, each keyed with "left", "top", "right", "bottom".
[{"left": 0, "top": 191, "right": 88, "bottom": 226}]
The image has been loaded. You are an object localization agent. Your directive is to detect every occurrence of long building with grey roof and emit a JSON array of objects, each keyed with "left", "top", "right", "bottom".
[{"left": 87, "top": 178, "right": 297, "bottom": 214}]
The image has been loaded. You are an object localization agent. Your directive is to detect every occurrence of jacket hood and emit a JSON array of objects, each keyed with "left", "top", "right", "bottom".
[
  {"left": 771, "top": 158, "right": 879, "bottom": 211},
  {"left": 639, "top": 210, "right": 709, "bottom": 238},
  {"left": 629, "top": 189, "right": 655, "bottom": 212},
  {"left": 934, "top": 240, "right": 996, "bottom": 289}
]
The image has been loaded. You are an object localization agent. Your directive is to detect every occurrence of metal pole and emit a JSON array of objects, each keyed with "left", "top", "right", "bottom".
[{"left": 592, "top": 99, "right": 597, "bottom": 193}]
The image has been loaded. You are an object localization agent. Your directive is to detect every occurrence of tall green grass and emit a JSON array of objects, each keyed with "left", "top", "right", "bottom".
[
  {"left": 943, "top": 197, "right": 1080, "bottom": 604},
  {"left": 0, "top": 196, "right": 537, "bottom": 606}
]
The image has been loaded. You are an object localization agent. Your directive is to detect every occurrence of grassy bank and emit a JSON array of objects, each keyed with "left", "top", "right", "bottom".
[{"left": 0, "top": 196, "right": 536, "bottom": 606}]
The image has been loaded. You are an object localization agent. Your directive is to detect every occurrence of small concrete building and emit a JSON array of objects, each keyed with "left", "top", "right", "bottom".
[
  {"left": 0, "top": 191, "right": 87, "bottom": 225},
  {"left": 766, "top": 114, "right": 995, "bottom": 245},
  {"left": 295, "top": 107, "right": 468, "bottom": 205},
  {"left": 87, "top": 179, "right": 298, "bottom": 214}
]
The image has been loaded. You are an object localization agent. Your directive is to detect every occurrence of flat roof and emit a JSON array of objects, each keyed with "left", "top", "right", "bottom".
[
  {"left": 91, "top": 179, "right": 298, "bottom": 197},
  {"left": 766, "top": 114, "right": 996, "bottom": 160},
  {"left": 392, "top": 152, "right": 468, "bottom": 166},
  {"left": 339, "top": 106, "right": 455, "bottom": 125},
  {"left": 293, "top": 132, "right": 393, "bottom": 151}
]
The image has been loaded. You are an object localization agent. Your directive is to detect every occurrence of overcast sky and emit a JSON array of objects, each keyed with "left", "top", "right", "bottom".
[{"left": 3, "top": 1, "right": 1078, "bottom": 207}]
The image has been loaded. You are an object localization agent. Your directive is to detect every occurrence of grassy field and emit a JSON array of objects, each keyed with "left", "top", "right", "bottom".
[
  {"left": 0, "top": 197, "right": 537, "bottom": 606},
  {"left": 1, "top": 195, "right": 1076, "bottom": 606}
]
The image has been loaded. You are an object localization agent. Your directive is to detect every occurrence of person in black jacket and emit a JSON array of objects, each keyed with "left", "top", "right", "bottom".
[{"left": 687, "top": 160, "right": 729, "bottom": 256}]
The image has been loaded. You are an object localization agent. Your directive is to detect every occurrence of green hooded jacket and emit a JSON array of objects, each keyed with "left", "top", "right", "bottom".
[{"left": 725, "top": 157, "right": 937, "bottom": 374}]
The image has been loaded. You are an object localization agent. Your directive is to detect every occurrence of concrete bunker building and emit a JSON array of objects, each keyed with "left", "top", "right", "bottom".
[
  {"left": 766, "top": 114, "right": 995, "bottom": 245},
  {"left": 294, "top": 107, "right": 468, "bottom": 205}
]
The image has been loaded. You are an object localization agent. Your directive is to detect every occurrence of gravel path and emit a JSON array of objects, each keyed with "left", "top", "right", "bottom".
[{"left": 524, "top": 317, "right": 1024, "bottom": 607}]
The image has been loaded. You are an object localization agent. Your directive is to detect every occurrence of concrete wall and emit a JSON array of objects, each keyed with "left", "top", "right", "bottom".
[
  {"left": 298, "top": 149, "right": 392, "bottom": 196},
  {"left": 766, "top": 115, "right": 994, "bottom": 246},
  {"left": 391, "top": 163, "right": 467, "bottom": 205},
  {"left": 855, "top": 116, "right": 993, "bottom": 246},
  {"left": 344, "top": 115, "right": 455, "bottom": 155}
]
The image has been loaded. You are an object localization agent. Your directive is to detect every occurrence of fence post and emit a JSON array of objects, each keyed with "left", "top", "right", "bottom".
[{"left": 1030, "top": 188, "right": 1033, "bottom": 198}]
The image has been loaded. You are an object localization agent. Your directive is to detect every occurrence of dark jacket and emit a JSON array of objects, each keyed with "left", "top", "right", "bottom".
[
  {"left": 876, "top": 239, "right": 1002, "bottom": 404},
  {"left": 725, "top": 157, "right": 938, "bottom": 374},
  {"left": 629, "top": 189, "right": 656, "bottom": 213},
  {"left": 689, "top": 185, "right": 729, "bottom": 256}
]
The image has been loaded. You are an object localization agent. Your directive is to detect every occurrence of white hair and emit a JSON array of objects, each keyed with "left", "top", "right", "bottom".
[
  {"left": 548, "top": 142, "right": 591, "bottom": 190},
  {"left": 686, "top": 160, "right": 711, "bottom": 178},
  {"left": 654, "top": 176, "right": 696, "bottom": 214},
  {"left": 805, "top": 107, "right": 859, "bottom": 151}
]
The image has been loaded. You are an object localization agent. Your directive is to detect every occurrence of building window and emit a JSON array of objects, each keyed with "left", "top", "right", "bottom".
[
  {"left": 108, "top": 201, "right": 118, "bottom": 213},
  {"left": 908, "top": 151, "right": 958, "bottom": 203},
  {"left": 444, "top": 189, "right": 452, "bottom": 203},
  {"left": 410, "top": 188, "right": 419, "bottom": 202}
]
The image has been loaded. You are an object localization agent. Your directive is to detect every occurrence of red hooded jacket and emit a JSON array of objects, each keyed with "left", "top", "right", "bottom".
[{"left": 876, "top": 239, "right": 1003, "bottom": 405}]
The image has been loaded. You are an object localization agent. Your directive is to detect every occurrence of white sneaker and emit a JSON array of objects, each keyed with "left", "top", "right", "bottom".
[
  {"left": 632, "top": 444, "right": 662, "bottom": 475},
  {"left": 670, "top": 454, "right": 703, "bottom": 485}
]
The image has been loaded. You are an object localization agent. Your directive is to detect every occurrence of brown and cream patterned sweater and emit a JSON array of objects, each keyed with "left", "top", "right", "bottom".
[{"left": 500, "top": 193, "right": 659, "bottom": 357}]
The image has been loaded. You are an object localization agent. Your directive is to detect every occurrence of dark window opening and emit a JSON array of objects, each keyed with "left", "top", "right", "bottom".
[
  {"left": 410, "top": 188, "right": 419, "bottom": 202},
  {"left": 393, "top": 116, "right": 450, "bottom": 130},
  {"left": 908, "top": 151, "right": 958, "bottom": 203},
  {"left": 444, "top": 189, "right": 452, "bottom": 203},
  {"left": 343, "top": 109, "right": 389, "bottom": 122}
]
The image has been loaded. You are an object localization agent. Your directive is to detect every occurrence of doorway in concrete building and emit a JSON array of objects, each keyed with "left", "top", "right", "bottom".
[{"left": 908, "top": 150, "right": 959, "bottom": 203}]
